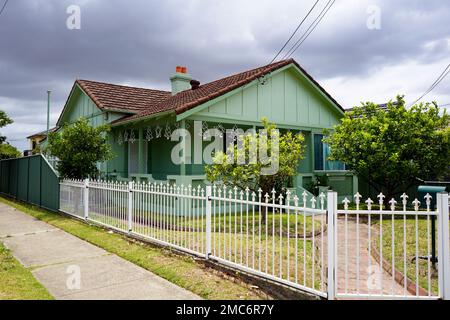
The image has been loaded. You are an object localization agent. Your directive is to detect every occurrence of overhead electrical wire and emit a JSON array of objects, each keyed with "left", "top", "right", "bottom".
[
  {"left": 410, "top": 63, "right": 450, "bottom": 106},
  {"left": 282, "top": 0, "right": 336, "bottom": 60},
  {"left": 0, "top": 0, "right": 9, "bottom": 18},
  {"left": 269, "top": 0, "right": 320, "bottom": 64}
]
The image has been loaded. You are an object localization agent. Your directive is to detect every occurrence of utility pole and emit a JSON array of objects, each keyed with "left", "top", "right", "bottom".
[{"left": 46, "top": 90, "right": 51, "bottom": 138}]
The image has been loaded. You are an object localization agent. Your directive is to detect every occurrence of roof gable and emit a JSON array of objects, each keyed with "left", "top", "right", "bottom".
[
  {"left": 189, "top": 65, "right": 343, "bottom": 128},
  {"left": 111, "top": 59, "right": 343, "bottom": 126}
]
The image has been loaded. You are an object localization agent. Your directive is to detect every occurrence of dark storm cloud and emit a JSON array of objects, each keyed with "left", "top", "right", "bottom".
[{"left": 0, "top": 0, "right": 449, "bottom": 150}]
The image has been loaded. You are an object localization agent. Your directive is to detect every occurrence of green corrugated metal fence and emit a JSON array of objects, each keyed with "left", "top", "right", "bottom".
[{"left": 0, "top": 155, "right": 59, "bottom": 211}]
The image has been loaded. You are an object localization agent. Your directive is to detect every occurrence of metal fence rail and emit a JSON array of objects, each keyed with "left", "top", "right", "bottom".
[
  {"left": 59, "top": 180, "right": 84, "bottom": 218},
  {"left": 131, "top": 182, "right": 208, "bottom": 257},
  {"left": 59, "top": 179, "right": 450, "bottom": 300},
  {"left": 209, "top": 186, "right": 328, "bottom": 298}
]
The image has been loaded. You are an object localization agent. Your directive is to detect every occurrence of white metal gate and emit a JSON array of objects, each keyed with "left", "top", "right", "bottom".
[{"left": 328, "top": 191, "right": 449, "bottom": 300}]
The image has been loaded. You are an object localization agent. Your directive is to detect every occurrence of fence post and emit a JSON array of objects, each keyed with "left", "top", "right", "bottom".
[
  {"left": 327, "top": 190, "right": 337, "bottom": 300},
  {"left": 205, "top": 185, "right": 212, "bottom": 259},
  {"left": 128, "top": 181, "right": 134, "bottom": 233},
  {"left": 83, "top": 178, "right": 89, "bottom": 220},
  {"left": 437, "top": 192, "right": 450, "bottom": 300}
]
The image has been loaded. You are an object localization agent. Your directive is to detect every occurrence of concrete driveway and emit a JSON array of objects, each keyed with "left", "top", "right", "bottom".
[{"left": 0, "top": 202, "right": 200, "bottom": 300}]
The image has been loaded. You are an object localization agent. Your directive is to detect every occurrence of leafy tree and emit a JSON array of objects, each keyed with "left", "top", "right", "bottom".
[
  {"left": 0, "top": 110, "right": 13, "bottom": 144},
  {"left": 324, "top": 96, "right": 450, "bottom": 200},
  {"left": 47, "top": 118, "right": 113, "bottom": 179},
  {"left": 0, "top": 143, "right": 21, "bottom": 160},
  {"left": 206, "top": 117, "right": 306, "bottom": 201},
  {"left": 0, "top": 110, "right": 20, "bottom": 159}
]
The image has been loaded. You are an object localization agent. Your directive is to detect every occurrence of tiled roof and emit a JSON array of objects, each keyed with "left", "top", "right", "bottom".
[
  {"left": 113, "top": 59, "right": 296, "bottom": 124},
  {"left": 76, "top": 79, "right": 171, "bottom": 113},
  {"left": 69, "top": 59, "right": 343, "bottom": 125}
]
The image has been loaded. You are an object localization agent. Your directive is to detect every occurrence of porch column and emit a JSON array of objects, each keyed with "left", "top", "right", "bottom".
[
  {"left": 180, "top": 120, "right": 186, "bottom": 176},
  {"left": 138, "top": 127, "right": 145, "bottom": 174}
]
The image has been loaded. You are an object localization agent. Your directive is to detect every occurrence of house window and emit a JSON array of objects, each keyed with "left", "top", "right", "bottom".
[{"left": 314, "top": 134, "right": 346, "bottom": 171}]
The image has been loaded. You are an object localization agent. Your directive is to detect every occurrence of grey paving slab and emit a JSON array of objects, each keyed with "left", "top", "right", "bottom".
[
  {"left": 61, "top": 276, "right": 200, "bottom": 300},
  {"left": 0, "top": 206, "right": 56, "bottom": 237},
  {"left": 0, "top": 200, "right": 200, "bottom": 300},
  {"left": 33, "top": 254, "right": 199, "bottom": 300},
  {"left": 32, "top": 254, "right": 153, "bottom": 297},
  {"left": 2, "top": 229, "right": 107, "bottom": 268}
]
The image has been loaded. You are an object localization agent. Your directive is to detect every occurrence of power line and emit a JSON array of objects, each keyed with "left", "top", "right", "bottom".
[
  {"left": 0, "top": 0, "right": 9, "bottom": 18},
  {"left": 269, "top": 0, "right": 320, "bottom": 64},
  {"left": 282, "top": 0, "right": 336, "bottom": 60},
  {"left": 410, "top": 63, "right": 450, "bottom": 106},
  {"left": 412, "top": 66, "right": 450, "bottom": 105},
  {"left": 283, "top": 0, "right": 335, "bottom": 59}
]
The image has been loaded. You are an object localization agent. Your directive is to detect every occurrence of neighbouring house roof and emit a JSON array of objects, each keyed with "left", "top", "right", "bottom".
[
  {"left": 60, "top": 58, "right": 344, "bottom": 126},
  {"left": 27, "top": 127, "right": 58, "bottom": 139},
  {"left": 345, "top": 103, "right": 390, "bottom": 113}
]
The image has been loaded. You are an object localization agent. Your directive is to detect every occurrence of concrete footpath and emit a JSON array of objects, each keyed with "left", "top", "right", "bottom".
[{"left": 0, "top": 202, "right": 200, "bottom": 300}]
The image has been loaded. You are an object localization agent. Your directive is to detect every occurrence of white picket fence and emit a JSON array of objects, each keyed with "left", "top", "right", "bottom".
[{"left": 59, "top": 179, "right": 450, "bottom": 300}]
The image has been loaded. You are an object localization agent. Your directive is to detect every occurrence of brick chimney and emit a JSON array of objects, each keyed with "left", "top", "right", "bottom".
[{"left": 170, "top": 66, "right": 192, "bottom": 95}]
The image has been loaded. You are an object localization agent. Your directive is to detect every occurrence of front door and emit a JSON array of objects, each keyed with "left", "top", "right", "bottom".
[{"left": 128, "top": 141, "right": 147, "bottom": 174}]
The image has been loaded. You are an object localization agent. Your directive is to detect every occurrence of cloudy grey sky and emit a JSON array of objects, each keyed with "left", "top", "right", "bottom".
[{"left": 1, "top": 0, "right": 449, "bottom": 151}]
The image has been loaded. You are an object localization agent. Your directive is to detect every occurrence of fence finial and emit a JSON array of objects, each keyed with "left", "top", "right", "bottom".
[
  {"left": 389, "top": 198, "right": 397, "bottom": 211},
  {"left": 401, "top": 193, "right": 408, "bottom": 211},
  {"left": 319, "top": 192, "right": 326, "bottom": 210},
  {"left": 412, "top": 198, "right": 421, "bottom": 211},
  {"left": 354, "top": 192, "right": 362, "bottom": 210},
  {"left": 342, "top": 197, "right": 350, "bottom": 210},
  {"left": 365, "top": 198, "right": 373, "bottom": 210},
  {"left": 424, "top": 193, "right": 432, "bottom": 211},
  {"left": 377, "top": 193, "right": 385, "bottom": 209},
  {"left": 302, "top": 191, "right": 308, "bottom": 207},
  {"left": 310, "top": 196, "right": 317, "bottom": 209}
]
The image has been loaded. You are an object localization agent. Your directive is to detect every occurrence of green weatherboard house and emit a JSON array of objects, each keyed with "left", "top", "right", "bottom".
[{"left": 54, "top": 59, "right": 358, "bottom": 200}]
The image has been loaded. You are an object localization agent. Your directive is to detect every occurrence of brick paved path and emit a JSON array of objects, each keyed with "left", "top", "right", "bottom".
[{"left": 317, "top": 216, "right": 409, "bottom": 298}]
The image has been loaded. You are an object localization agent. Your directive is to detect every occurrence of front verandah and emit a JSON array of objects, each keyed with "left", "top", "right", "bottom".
[
  {"left": 105, "top": 116, "right": 256, "bottom": 186},
  {"left": 104, "top": 115, "right": 356, "bottom": 200}
]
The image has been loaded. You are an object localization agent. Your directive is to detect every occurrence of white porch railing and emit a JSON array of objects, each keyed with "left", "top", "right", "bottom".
[{"left": 59, "top": 179, "right": 450, "bottom": 300}]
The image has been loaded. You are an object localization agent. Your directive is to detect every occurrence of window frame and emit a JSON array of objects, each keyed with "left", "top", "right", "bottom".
[{"left": 313, "top": 133, "right": 348, "bottom": 173}]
